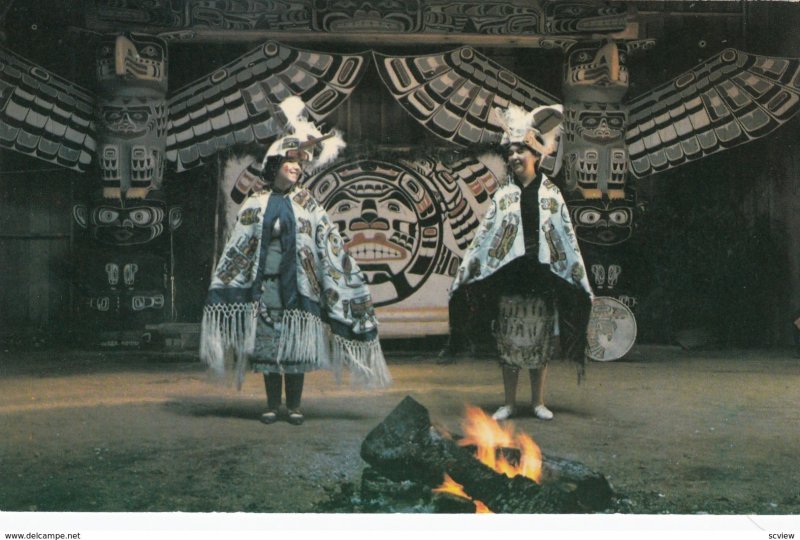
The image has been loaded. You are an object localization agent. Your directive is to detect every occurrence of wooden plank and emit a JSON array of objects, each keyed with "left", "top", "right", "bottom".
[
  {"left": 27, "top": 177, "right": 50, "bottom": 326},
  {"left": 91, "top": 29, "right": 642, "bottom": 47}
]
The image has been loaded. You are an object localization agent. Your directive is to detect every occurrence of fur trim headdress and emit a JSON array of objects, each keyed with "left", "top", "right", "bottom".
[
  {"left": 262, "top": 96, "right": 346, "bottom": 174},
  {"left": 494, "top": 104, "right": 564, "bottom": 158}
]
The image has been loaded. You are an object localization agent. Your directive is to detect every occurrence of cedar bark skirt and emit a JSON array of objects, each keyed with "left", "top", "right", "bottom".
[{"left": 493, "top": 294, "right": 556, "bottom": 370}]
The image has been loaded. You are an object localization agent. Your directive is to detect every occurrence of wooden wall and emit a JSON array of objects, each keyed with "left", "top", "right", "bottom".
[
  {"left": 0, "top": 151, "right": 77, "bottom": 337},
  {"left": 632, "top": 1, "right": 800, "bottom": 344}
]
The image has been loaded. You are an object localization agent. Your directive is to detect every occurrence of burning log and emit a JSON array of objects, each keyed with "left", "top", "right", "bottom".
[{"left": 361, "top": 396, "right": 614, "bottom": 513}]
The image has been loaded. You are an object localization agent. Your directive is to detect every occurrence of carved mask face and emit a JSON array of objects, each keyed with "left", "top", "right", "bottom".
[
  {"left": 569, "top": 197, "right": 633, "bottom": 246},
  {"left": 100, "top": 104, "right": 154, "bottom": 138},
  {"left": 73, "top": 190, "right": 182, "bottom": 246},
  {"left": 563, "top": 105, "right": 628, "bottom": 198}
]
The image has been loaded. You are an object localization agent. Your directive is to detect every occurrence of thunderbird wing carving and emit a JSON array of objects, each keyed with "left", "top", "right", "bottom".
[
  {"left": 166, "top": 41, "right": 370, "bottom": 171},
  {"left": 375, "top": 48, "right": 557, "bottom": 147},
  {"left": 0, "top": 45, "right": 96, "bottom": 173},
  {"left": 626, "top": 48, "right": 800, "bottom": 178}
]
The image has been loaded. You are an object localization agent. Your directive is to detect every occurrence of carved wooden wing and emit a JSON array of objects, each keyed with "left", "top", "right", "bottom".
[
  {"left": 374, "top": 48, "right": 557, "bottom": 147},
  {"left": 0, "top": 45, "right": 96, "bottom": 173},
  {"left": 626, "top": 49, "right": 800, "bottom": 178},
  {"left": 166, "top": 41, "right": 370, "bottom": 172}
]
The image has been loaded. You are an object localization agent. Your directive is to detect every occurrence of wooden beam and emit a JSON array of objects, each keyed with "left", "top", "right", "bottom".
[{"left": 83, "top": 27, "right": 642, "bottom": 48}]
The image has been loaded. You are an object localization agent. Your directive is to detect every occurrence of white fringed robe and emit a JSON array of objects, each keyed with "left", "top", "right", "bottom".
[{"left": 200, "top": 185, "right": 391, "bottom": 389}]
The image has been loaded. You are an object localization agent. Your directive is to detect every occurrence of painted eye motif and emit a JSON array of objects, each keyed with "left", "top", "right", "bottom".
[
  {"left": 576, "top": 51, "right": 590, "bottom": 63},
  {"left": 104, "top": 110, "right": 122, "bottom": 122},
  {"left": 130, "top": 209, "right": 153, "bottom": 225},
  {"left": 609, "top": 210, "right": 629, "bottom": 225},
  {"left": 97, "top": 209, "right": 119, "bottom": 224},
  {"left": 607, "top": 116, "right": 624, "bottom": 128},
  {"left": 336, "top": 202, "right": 352, "bottom": 213},
  {"left": 582, "top": 116, "right": 599, "bottom": 128},
  {"left": 383, "top": 0, "right": 405, "bottom": 9},
  {"left": 578, "top": 209, "right": 602, "bottom": 225},
  {"left": 139, "top": 45, "right": 160, "bottom": 59},
  {"left": 129, "top": 111, "right": 149, "bottom": 122},
  {"left": 387, "top": 202, "right": 401, "bottom": 213}
]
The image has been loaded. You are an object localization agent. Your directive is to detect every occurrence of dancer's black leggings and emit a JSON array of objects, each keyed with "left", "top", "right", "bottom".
[{"left": 264, "top": 373, "right": 304, "bottom": 411}]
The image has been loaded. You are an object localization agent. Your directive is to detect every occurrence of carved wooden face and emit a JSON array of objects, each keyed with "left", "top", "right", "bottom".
[
  {"left": 569, "top": 197, "right": 633, "bottom": 246},
  {"left": 563, "top": 40, "right": 629, "bottom": 103},
  {"left": 97, "top": 95, "right": 168, "bottom": 195},
  {"left": 73, "top": 190, "right": 182, "bottom": 246},
  {"left": 95, "top": 34, "right": 169, "bottom": 195},
  {"left": 96, "top": 33, "right": 167, "bottom": 89},
  {"left": 563, "top": 105, "right": 628, "bottom": 199},
  {"left": 312, "top": 0, "right": 423, "bottom": 32}
]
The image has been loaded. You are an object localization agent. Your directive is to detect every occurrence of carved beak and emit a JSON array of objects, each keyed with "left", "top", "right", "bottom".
[{"left": 115, "top": 35, "right": 138, "bottom": 76}]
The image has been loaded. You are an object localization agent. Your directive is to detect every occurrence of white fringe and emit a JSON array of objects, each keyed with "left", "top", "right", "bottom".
[
  {"left": 275, "top": 309, "right": 330, "bottom": 369},
  {"left": 200, "top": 301, "right": 258, "bottom": 390},
  {"left": 200, "top": 305, "right": 392, "bottom": 390},
  {"left": 331, "top": 333, "right": 392, "bottom": 389}
]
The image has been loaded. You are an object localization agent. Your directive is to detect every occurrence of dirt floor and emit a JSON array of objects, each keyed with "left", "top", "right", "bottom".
[{"left": 0, "top": 343, "right": 798, "bottom": 515}]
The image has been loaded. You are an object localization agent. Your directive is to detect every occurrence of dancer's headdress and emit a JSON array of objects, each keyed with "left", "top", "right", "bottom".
[
  {"left": 493, "top": 103, "right": 564, "bottom": 158},
  {"left": 262, "top": 96, "right": 345, "bottom": 174}
]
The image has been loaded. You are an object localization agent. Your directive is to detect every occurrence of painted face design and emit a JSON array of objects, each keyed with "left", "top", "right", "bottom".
[
  {"left": 563, "top": 40, "right": 629, "bottom": 103},
  {"left": 563, "top": 105, "right": 628, "bottom": 198},
  {"left": 569, "top": 198, "right": 633, "bottom": 246},
  {"left": 307, "top": 160, "right": 441, "bottom": 306},
  {"left": 312, "top": 0, "right": 423, "bottom": 32},
  {"left": 329, "top": 182, "right": 414, "bottom": 272}
]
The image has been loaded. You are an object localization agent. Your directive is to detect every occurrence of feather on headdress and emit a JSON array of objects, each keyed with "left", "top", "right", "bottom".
[
  {"left": 494, "top": 104, "right": 564, "bottom": 158},
  {"left": 262, "top": 96, "right": 346, "bottom": 174}
]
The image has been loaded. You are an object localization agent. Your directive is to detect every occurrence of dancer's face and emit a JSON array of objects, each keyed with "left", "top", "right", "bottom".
[
  {"left": 507, "top": 144, "right": 538, "bottom": 184},
  {"left": 275, "top": 159, "right": 304, "bottom": 189}
]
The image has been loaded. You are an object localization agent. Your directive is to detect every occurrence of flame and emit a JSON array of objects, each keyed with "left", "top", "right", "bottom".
[
  {"left": 433, "top": 405, "right": 543, "bottom": 513},
  {"left": 433, "top": 474, "right": 493, "bottom": 514}
]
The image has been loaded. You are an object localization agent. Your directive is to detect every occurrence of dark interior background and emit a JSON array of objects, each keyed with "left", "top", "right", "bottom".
[{"left": 1, "top": 1, "right": 798, "bottom": 348}]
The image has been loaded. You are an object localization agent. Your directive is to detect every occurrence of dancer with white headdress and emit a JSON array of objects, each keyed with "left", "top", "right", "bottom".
[
  {"left": 200, "top": 97, "right": 391, "bottom": 426},
  {"left": 450, "top": 104, "right": 594, "bottom": 421}
]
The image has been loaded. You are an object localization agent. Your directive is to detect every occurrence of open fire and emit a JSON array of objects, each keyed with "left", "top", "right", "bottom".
[
  {"left": 434, "top": 405, "right": 544, "bottom": 512},
  {"left": 356, "top": 396, "right": 615, "bottom": 514}
]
